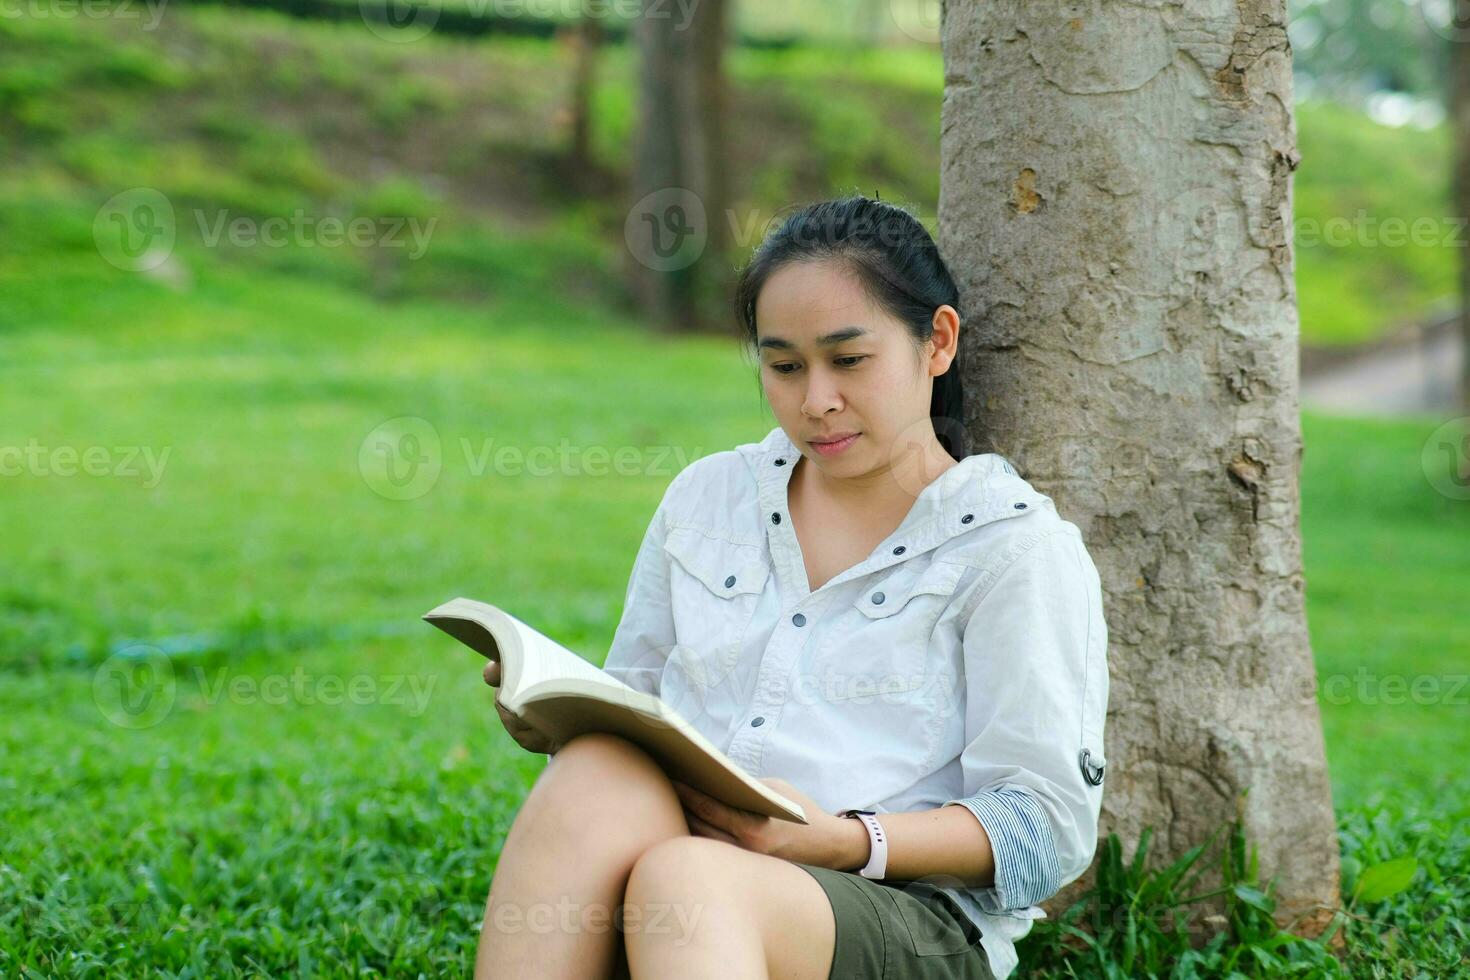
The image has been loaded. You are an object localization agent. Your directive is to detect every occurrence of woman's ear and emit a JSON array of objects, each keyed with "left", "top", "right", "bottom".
[{"left": 928, "top": 305, "right": 960, "bottom": 375}]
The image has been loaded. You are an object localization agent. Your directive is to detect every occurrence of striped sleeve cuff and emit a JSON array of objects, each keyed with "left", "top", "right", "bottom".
[{"left": 942, "top": 786, "right": 1062, "bottom": 912}]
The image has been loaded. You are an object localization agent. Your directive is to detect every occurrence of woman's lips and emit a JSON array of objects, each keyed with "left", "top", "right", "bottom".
[{"left": 810, "top": 433, "right": 860, "bottom": 456}]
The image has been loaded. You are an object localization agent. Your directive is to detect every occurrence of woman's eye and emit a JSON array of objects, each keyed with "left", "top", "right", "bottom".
[{"left": 769, "top": 356, "right": 866, "bottom": 375}]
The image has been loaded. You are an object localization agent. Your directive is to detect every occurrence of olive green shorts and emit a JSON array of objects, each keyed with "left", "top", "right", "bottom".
[{"left": 791, "top": 862, "right": 996, "bottom": 980}]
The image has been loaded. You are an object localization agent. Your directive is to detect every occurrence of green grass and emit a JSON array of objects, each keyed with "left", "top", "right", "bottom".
[
  {"left": 1, "top": 5, "right": 1467, "bottom": 976},
  {"left": 1293, "top": 101, "right": 1458, "bottom": 345},
  {"left": 2, "top": 185, "right": 1468, "bottom": 973}
]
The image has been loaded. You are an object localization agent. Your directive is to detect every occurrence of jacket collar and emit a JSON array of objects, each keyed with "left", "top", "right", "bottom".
[{"left": 739, "top": 425, "right": 1050, "bottom": 590}]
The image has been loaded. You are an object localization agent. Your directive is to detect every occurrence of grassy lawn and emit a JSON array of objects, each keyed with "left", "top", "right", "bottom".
[
  {"left": 2, "top": 221, "right": 1467, "bottom": 974},
  {"left": 1, "top": 6, "right": 1466, "bottom": 976}
]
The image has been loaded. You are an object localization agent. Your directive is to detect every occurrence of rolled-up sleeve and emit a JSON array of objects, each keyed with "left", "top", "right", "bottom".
[
  {"left": 600, "top": 466, "right": 694, "bottom": 699},
  {"left": 941, "top": 525, "right": 1109, "bottom": 913}
]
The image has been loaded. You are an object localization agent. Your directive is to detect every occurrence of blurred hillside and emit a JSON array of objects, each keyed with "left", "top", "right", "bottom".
[{"left": 0, "top": 7, "right": 1458, "bottom": 346}]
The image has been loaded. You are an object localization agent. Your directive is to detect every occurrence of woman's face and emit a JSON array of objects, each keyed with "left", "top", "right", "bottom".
[{"left": 753, "top": 257, "right": 958, "bottom": 477}]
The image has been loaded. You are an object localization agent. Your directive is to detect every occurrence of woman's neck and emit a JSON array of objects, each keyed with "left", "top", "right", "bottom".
[{"left": 794, "top": 435, "right": 959, "bottom": 517}]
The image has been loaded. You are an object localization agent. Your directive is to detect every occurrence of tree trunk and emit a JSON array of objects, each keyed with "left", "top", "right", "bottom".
[
  {"left": 568, "top": 15, "right": 603, "bottom": 185},
  {"left": 1452, "top": 7, "right": 1470, "bottom": 414},
  {"left": 939, "top": 0, "right": 1341, "bottom": 941},
  {"left": 629, "top": 0, "right": 730, "bottom": 332}
]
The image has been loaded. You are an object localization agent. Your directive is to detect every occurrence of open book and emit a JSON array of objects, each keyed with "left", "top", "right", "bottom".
[{"left": 422, "top": 597, "right": 808, "bottom": 825}]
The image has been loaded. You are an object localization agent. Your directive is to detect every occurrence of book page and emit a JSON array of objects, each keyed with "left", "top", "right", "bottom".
[
  {"left": 422, "top": 598, "right": 634, "bottom": 709},
  {"left": 501, "top": 608, "right": 628, "bottom": 704}
]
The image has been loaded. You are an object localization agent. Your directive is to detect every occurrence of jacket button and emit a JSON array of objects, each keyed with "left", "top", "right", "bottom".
[
  {"left": 892, "top": 545, "right": 905, "bottom": 555},
  {"left": 961, "top": 513, "right": 974, "bottom": 524},
  {"left": 792, "top": 613, "right": 806, "bottom": 627},
  {"left": 724, "top": 575, "right": 736, "bottom": 588},
  {"left": 771, "top": 512, "right": 781, "bottom": 524},
  {"left": 751, "top": 716, "right": 765, "bottom": 727},
  {"left": 871, "top": 591, "right": 885, "bottom": 605},
  {"left": 1014, "top": 502, "right": 1028, "bottom": 510}
]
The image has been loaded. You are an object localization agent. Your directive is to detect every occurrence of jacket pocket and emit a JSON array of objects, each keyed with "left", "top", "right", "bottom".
[
  {"left": 819, "top": 559, "right": 967, "bottom": 702},
  {"left": 660, "top": 526, "right": 770, "bottom": 691}
]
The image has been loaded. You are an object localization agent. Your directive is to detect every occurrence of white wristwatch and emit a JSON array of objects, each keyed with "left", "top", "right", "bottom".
[{"left": 839, "top": 808, "right": 888, "bottom": 879}]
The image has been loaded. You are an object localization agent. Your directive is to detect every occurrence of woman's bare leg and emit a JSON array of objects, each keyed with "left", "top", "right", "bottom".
[
  {"left": 622, "top": 836, "right": 837, "bottom": 979},
  {"left": 473, "top": 732, "right": 690, "bottom": 980}
]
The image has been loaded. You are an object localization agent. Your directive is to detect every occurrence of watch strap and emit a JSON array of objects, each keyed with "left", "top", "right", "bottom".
[{"left": 841, "top": 809, "right": 887, "bottom": 879}]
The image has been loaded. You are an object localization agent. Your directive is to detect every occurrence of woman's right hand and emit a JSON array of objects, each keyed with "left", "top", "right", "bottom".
[{"left": 482, "top": 658, "right": 561, "bottom": 755}]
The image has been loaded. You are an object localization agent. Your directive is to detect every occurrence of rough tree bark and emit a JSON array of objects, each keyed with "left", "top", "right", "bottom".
[{"left": 939, "top": 0, "right": 1341, "bottom": 940}]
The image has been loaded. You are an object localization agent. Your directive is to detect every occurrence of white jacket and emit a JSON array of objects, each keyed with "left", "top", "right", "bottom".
[{"left": 603, "top": 425, "right": 1110, "bottom": 978}]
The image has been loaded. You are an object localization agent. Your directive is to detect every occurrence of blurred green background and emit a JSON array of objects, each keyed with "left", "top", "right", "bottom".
[{"left": 1, "top": 2, "right": 1466, "bottom": 976}]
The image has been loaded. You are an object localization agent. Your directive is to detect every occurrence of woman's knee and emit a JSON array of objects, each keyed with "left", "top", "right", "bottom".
[
  {"left": 625, "top": 837, "right": 735, "bottom": 901},
  {"left": 532, "top": 733, "right": 687, "bottom": 832},
  {"left": 546, "top": 733, "right": 668, "bottom": 785}
]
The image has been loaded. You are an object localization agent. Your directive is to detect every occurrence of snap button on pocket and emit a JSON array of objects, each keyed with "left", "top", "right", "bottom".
[
  {"left": 854, "top": 561, "right": 966, "bottom": 621},
  {"left": 663, "top": 527, "right": 769, "bottom": 598}
]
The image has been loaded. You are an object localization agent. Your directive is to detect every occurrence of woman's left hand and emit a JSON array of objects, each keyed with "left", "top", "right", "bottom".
[{"left": 671, "top": 776, "right": 856, "bottom": 870}]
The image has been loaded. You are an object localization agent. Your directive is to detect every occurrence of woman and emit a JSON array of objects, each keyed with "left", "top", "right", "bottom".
[{"left": 477, "top": 195, "right": 1109, "bottom": 979}]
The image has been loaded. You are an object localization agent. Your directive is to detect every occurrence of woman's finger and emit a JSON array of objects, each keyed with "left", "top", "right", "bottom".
[
  {"left": 683, "top": 808, "right": 739, "bottom": 846},
  {"left": 482, "top": 659, "right": 501, "bottom": 686}
]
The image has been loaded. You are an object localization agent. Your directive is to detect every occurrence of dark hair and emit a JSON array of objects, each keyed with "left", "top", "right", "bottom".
[{"left": 732, "top": 194, "right": 970, "bottom": 460}]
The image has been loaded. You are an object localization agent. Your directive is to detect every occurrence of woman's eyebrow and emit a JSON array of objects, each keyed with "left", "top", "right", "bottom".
[{"left": 757, "top": 326, "right": 869, "bottom": 351}]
